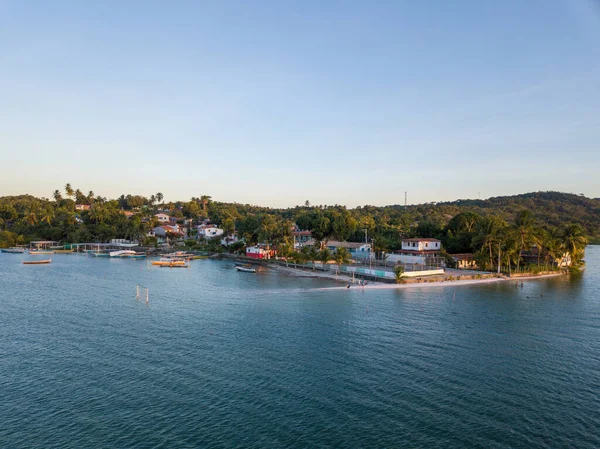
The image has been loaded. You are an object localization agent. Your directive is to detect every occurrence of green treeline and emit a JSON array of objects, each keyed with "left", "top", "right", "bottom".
[{"left": 0, "top": 188, "right": 594, "bottom": 271}]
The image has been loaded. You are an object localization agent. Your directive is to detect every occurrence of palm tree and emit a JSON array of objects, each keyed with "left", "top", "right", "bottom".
[
  {"left": 65, "top": 183, "right": 74, "bottom": 200},
  {"left": 200, "top": 195, "right": 211, "bottom": 217},
  {"left": 88, "top": 191, "right": 95, "bottom": 203},
  {"left": 156, "top": 192, "right": 163, "bottom": 206},
  {"left": 559, "top": 224, "right": 588, "bottom": 269},
  {"left": 334, "top": 247, "right": 350, "bottom": 275},
  {"left": 40, "top": 209, "right": 54, "bottom": 225},
  {"left": 52, "top": 190, "right": 63, "bottom": 202},
  {"left": 511, "top": 210, "right": 535, "bottom": 272},
  {"left": 318, "top": 248, "right": 332, "bottom": 270},
  {"left": 25, "top": 209, "right": 38, "bottom": 226}
]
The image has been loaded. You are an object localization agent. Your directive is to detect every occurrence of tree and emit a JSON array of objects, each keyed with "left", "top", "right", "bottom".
[
  {"left": 318, "top": 248, "right": 332, "bottom": 269},
  {"left": 65, "top": 183, "right": 74, "bottom": 200},
  {"left": 511, "top": 210, "right": 536, "bottom": 272},
  {"left": 394, "top": 266, "right": 405, "bottom": 283},
  {"left": 200, "top": 195, "right": 212, "bottom": 217},
  {"left": 156, "top": 192, "right": 164, "bottom": 205},
  {"left": 559, "top": 224, "right": 588, "bottom": 270},
  {"left": 52, "top": 190, "right": 63, "bottom": 202},
  {"left": 88, "top": 191, "right": 95, "bottom": 203},
  {"left": 334, "top": 247, "right": 351, "bottom": 274}
]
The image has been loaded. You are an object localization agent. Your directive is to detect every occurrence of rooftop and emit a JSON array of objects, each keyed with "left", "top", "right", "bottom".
[{"left": 402, "top": 238, "right": 441, "bottom": 243}]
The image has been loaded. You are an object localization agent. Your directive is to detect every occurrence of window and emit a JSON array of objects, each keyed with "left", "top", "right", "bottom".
[{"left": 425, "top": 243, "right": 429, "bottom": 248}]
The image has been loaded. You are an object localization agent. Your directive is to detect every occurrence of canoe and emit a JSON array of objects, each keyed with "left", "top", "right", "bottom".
[
  {"left": 29, "top": 251, "right": 54, "bottom": 255},
  {"left": 54, "top": 249, "right": 74, "bottom": 253},
  {"left": 23, "top": 259, "right": 52, "bottom": 265},
  {"left": 236, "top": 266, "right": 257, "bottom": 273}
]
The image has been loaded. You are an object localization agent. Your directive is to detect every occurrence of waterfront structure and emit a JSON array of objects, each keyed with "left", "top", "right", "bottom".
[
  {"left": 326, "top": 241, "right": 372, "bottom": 259},
  {"left": 246, "top": 245, "right": 276, "bottom": 259},
  {"left": 451, "top": 253, "right": 478, "bottom": 269}
]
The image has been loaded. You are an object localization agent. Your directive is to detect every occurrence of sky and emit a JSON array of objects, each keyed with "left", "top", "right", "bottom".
[{"left": 1, "top": 0, "right": 600, "bottom": 207}]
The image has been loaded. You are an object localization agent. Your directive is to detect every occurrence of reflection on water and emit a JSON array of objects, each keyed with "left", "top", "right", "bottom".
[{"left": 0, "top": 247, "right": 599, "bottom": 448}]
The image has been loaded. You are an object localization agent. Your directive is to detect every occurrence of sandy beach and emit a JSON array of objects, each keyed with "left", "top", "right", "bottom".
[{"left": 272, "top": 264, "right": 563, "bottom": 291}]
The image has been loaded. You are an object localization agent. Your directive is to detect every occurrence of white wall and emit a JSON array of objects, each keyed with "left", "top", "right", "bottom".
[
  {"left": 386, "top": 253, "right": 427, "bottom": 264},
  {"left": 401, "top": 241, "right": 440, "bottom": 251}
]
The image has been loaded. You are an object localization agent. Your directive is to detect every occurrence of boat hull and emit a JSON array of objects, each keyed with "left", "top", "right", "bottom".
[
  {"left": 236, "top": 266, "right": 257, "bottom": 273},
  {"left": 23, "top": 259, "right": 52, "bottom": 265}
]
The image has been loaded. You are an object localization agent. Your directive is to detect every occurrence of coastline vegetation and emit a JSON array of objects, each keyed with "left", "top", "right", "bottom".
[{"left": 0, "top": 188, "right": 593, "bottom": 273}]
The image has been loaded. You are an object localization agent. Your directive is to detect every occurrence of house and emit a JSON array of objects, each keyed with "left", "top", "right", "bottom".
[
  {"left": 400, "top": 238, "right": 441, "bottom": 254},
  {"left": 122, "top": 211, "right": 136, "bottom": 218},
  {"left": 154, "top": 213, "right": 170, "bottom": 223},
  {"left": 153, "top": 225, "right": 186, "bottom": 240},
  {"left": 246, "top": 245, "right": 277, "bottom": 259},
  {"left": 451, "top": 253, "right": 478, "bottom": 270},
  {"left": 197, "top": 224, "right": 224, "bottom": 239},
  {"left": 326, "top": 241, "right": 372, "bottom": 259},
  {"left": 387, "top": 238, "right": 442, "bottom": 265},
  {"left": 75, "top": 204, "right": 91, "bottom": 211},
  {"left": 221, "top": 233, "right": 240, "bottom": 247},
  {"left": 293, "top": 229, "right": 312, "bottom": 248}
]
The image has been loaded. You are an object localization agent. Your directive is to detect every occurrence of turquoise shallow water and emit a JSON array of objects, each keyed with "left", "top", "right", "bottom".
[{"left": 1, "top": 248, "right": 600, "bottom": 448}]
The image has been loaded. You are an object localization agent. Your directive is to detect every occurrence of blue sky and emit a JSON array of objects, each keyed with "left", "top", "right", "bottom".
[{"left": 1, "top": 0, "right": 599, "bottom": 206}]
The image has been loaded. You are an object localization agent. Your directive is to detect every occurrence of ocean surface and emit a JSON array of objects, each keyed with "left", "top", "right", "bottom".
[{"left": 1, "top": 248, "right": 600, "bottom": 448}]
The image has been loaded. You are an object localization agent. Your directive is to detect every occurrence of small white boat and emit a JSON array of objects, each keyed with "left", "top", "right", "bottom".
[
  {"left": 109, "top": 250, "right": 137, "bottom": 257},
  {"left": 236, "top": 266, "right": 257, "bottom": 273},
  {"left": 1, "top": 247, "right": 25, "bottom": 253}
]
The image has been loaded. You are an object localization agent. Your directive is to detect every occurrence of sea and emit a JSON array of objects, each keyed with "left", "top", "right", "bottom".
[{"left": 1, "top": 247, "right": 599, "bottom": 448}]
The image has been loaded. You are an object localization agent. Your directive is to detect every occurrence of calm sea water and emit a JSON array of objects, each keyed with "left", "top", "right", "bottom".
[{"left": 1, "top": 248, "right": 600, "bottom": 448}]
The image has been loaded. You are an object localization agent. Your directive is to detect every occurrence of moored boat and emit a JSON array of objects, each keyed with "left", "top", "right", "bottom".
[
  {"left": 152, "top": 258, "right": 189, "bottom": 268},
  {"left": 29, "top": 250, "right": 54, "bottom": 255},
  {"left": 23, "top": 259, "right": 52, "bottom": 265},
  {"left": 236, "top": 265, "right": 257, "bottom": 273},
  {"left": 109, "top": 250, "right": 137, "bottom": 258},
  {"left": 1, "top": 247, "right": 25, "bottom": 253}
]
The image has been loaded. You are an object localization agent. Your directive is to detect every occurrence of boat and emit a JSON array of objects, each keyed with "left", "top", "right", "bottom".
[
  {"left": 236, "top": 265, "right": 257, "bottom": 273},
  {"left": 23, "top": 259, "right": 52, "bottom": 265},
  {"left": 29, "top": 250, "right": 54, "bottom": 255},
  {"left": 128, "top": 253, "right": 147, "bottom": 259},
  {"left": 163, "top": 251, "right": 195, "bottom": 261},
  {"left": 109, "top": 250, "right": 137, "bottom": 258},
  {"left": 89, "top": 251, "right": 110, "bottom": 257},
  {"left": 54, "top": 249, "right": 74, "bottom": 253},
  {"left": 1, "top": 247, "right": 25, "bottom": 253},
  {"left": 152, "top": 258, "right": 189, "bottom": 268}
]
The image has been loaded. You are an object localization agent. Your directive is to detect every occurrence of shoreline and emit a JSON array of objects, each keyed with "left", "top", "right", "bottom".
[{"left": 272, "top": 264, "right": 564, "bottom": 290}]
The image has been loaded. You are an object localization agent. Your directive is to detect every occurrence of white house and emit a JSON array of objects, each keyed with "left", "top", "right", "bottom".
[
  {"left": 400, "top": 238, "right": 441, "bottom": 253},
  {"left": 197, "top": 224, "right": 224, "bottom": 239},
  {"left": 387, "top": 238, "right": 442, "bottom": 265},
  {"left": 155, "top": 213, "right": 170, "bottom": 223}
]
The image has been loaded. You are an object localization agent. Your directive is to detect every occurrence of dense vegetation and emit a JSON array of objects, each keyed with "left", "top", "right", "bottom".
[{"left": 0, "top": 187, "right": 595, "bottom": 271}]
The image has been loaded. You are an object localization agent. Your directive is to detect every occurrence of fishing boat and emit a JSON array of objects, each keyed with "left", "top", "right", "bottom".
[
  {"left": 29, "top": 250, "right": 54, "bottom": 255},
  {"left": 109, "top": 250, "right": 137, "bottom": 258},
  {"left": 236, "top": 265, "right": 257, "bottom": 273},
  {"left": 1, "top": 247, "right": 25, "bottom": 253},
  {"left": 53, "top": 249, "right": 74, "bottom": 253},
  {"left": 23, "top": 259, "right": 52, "bottom": 265},
  {"left": 128, "top": 252, "right": 147, "bottom": 259},
  {"left": 152, "top": 258, "right": 189, "bottom": 268},
  {"left": 89, "top": 251, "right": 110, "bottom": 257}
]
